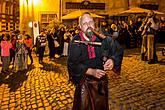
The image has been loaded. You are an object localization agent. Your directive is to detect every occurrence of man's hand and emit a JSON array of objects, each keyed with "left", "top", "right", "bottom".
[
  {"left": 103, "top": 59, "right": 114, "bottom": 71},
  {"left": 86, "top": 68, "right": 106, "bottom": 79}
]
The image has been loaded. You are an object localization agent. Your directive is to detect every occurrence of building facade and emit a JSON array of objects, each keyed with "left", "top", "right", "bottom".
[
  {"left": 0, "top": 0, "right": 19, "bottom": 34},
  {"left": 0, "top": 0, "right": 163, "bottom": 34},
  {"left": 61, "top": 0, "right": 163, "bottom": 16}
]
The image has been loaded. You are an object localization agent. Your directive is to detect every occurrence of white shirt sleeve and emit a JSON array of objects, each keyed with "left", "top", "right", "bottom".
[{"left": 149, "top": 18, "right": 158, "bottom": 30}]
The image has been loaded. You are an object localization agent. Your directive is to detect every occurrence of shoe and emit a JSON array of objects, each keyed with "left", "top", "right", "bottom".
[
  {"left": 141, "top": 56, "right": 144, "bottom": 61},
  {"left": 1, "top": 70, "right": 6, "bottom": 73},
  {"left": 144, "top": 56, "right": 148, "bottom": 61},
  {"left": 148, "top": 59, "right": 155, "bottom": 64},
  {"left": 39, "top": 61, "right": 43, "bottom": 64},
  {"left": 62, "top": 55, "right": 68, "bottom": 57},
  {"left": 141, "top": 53, "right": 145, "bottom": 61}
]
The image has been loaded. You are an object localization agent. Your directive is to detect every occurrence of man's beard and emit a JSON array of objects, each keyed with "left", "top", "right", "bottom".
[{"left": 85, "top": 27, "right": 94, "bottom": 38}]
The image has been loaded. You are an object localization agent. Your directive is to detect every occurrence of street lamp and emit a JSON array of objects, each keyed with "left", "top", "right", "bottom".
[
  {"left": 28, "top": 21, "right": 33, "bottom": 28},
  {"left": 33, "top": 0, "right": 40, "bottom": 6}
]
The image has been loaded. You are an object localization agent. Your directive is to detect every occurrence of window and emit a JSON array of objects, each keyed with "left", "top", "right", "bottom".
[
  {"left": 41, "top": 14, "right": 57, "bottom": 23},
  {"left": 41, "top": 14, "right": 48, "bottom": 23},
  {"left": 40, "top": 13, "right": 57, "bottom": 29},
  {"left": 6, "top": 22, "right": 8, "bottom": 30},
  {"left": 48, "top": 14, "right": 56, "bottom": 22}
]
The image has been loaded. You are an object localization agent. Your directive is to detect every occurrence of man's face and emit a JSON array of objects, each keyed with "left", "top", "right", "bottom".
[{"left": 80, "top": 14, "right": 95, "bottom": 33}]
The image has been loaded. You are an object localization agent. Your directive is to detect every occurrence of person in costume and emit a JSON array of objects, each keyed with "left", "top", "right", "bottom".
[
  {"left": 67, "top": 12, "right": 123, "bottom": 110},
  {"left": 14, "top": 35, "right": 28, "bottom": 71},
  {"left": 139, "top": 10, "right": 158, "bottom": 64}
]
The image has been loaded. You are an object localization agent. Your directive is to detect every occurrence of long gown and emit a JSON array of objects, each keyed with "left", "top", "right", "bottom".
[
  {"left": 67, "top": 32, "right": 124, "bottom": 110},
  {"left": 14, "top": 41, "right": 28, "bottom": 71}
]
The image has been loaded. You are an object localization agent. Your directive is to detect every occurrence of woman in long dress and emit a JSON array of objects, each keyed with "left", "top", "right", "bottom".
[{"left": 14, "top": 35, "right": 28, "bottom": 72}]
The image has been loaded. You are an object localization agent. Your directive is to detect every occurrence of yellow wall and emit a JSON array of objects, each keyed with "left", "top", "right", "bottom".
[
  {"left": 20, "top": 0, "right": 60, "bottom": 20},
  {"left": 33, "top": 0, "right": 60, "bottom": 20},
  {"left": 19, "top": 0, "right": 165, "bottom": 34},
  {"left": 20, "top": 0, "right": 60, "bottom": 33}
]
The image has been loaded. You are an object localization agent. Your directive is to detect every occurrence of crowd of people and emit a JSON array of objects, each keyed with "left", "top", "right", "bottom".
[
  {"left": 100, "top": 15, "right": 165, "bottom": 49},
  {"left": 0, "top": 31, "right": 33, "bottom": 73},
  {"left": 0, "top": 25, "right": 77, "bottom": 73},
  {"left": 0, "top": 10, "right": 165, "bottom": 73}
]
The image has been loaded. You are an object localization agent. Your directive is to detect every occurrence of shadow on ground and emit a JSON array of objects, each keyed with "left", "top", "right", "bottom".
[
  {"left": 0, "top": 65, "right": 35, "bottom": 92},
  {"left": 40, "top": 62, "right": 62, "bottom": 73}
]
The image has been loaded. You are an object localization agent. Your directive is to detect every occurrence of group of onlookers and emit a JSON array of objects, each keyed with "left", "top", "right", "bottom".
[
  {"left": 0, "top": 25, "right": 77, "bottom": 74},
  {"left": 1, "top": 14, "right": 165, "bottom": 74},
  {"left": 101, "top": 16, "right": 165, "bottom": 49},
  {"left": 43, "top": 26, "right": 77, "bottom": 61},
  {"left": 0, "top": 31, "right": 33, "bottom": 73},
  {"left": 108, "top": 12, "right": 165, "bottom": 64}
]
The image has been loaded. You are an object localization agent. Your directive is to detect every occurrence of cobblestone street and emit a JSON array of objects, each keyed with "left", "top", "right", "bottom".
[{"left": 0, "top": 44, "right": 165, "bottom": 110}]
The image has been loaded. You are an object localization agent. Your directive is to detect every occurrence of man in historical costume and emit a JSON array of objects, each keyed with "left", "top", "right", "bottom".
[
  {"left": 139, "top": 10, "right": 158, "bottom": 64},
  {"left": 67, "top": 12, "right": 123, "bottom": 110}
]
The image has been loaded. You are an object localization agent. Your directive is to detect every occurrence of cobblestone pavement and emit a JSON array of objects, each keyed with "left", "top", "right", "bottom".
[{"left": 0, "top": 44, "right": 165, "bottom": 110}]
